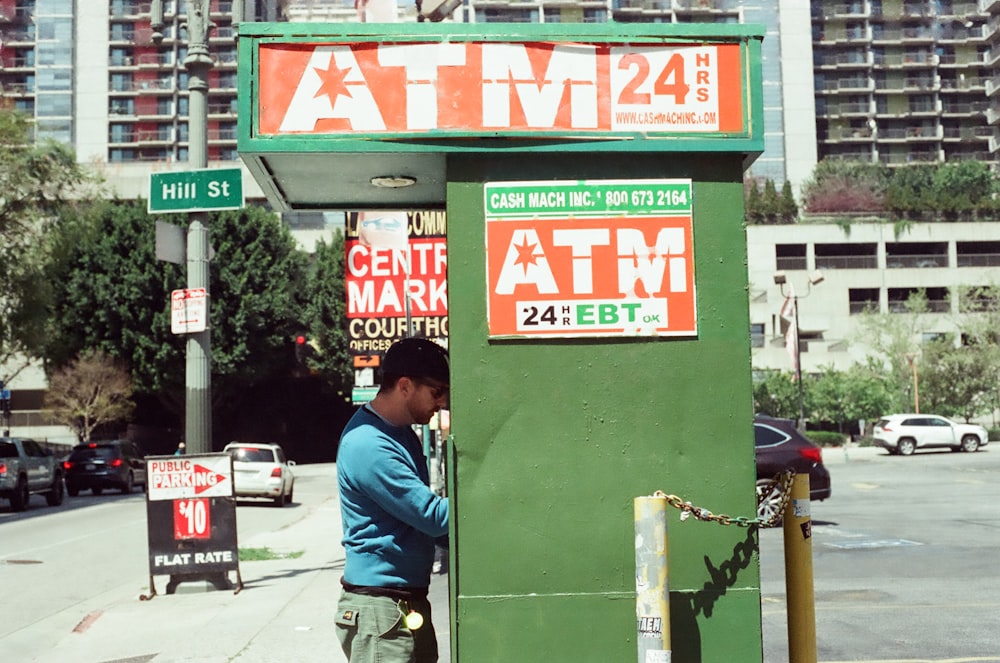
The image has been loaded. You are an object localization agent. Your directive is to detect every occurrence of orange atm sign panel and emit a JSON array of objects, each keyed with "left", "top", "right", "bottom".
[
  {"left": 257, "top": 42, "right": 744, "bottom": 136},
  {"left": 485, "top": 180, "right": 696, "bottom": 339}
]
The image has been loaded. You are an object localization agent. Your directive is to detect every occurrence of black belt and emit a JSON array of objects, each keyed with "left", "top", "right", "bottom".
[{"left": 342, "top": 580, "right": 428, "bottom": 601}]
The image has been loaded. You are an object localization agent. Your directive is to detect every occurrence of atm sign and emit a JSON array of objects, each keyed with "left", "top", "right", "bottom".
[{"left": 485, "top": 179, "right": 696, "bottom": 339}]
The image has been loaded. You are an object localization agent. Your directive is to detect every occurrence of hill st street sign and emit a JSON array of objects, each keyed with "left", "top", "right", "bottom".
[{"left": 148, "top": 168, "right": 245, "bottom": 213}]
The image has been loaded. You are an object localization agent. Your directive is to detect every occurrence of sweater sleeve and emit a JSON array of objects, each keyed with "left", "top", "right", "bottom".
[{"left": 341, "top": 430, "right": 449, "bottom": 538}]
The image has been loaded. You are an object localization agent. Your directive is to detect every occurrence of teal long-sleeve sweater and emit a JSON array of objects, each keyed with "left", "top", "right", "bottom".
[{"left": 337, "top": 405, "right": 449, "bottom": 588}]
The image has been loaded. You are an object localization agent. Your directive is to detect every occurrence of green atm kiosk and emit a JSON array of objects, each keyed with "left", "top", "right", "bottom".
[{"left": 238, "top": 22, "right": 765, "bottom": 662}]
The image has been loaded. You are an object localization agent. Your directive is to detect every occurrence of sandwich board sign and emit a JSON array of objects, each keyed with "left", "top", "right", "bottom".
[{"left": 143, "top": 453, "right": 241, "bottom": 596}]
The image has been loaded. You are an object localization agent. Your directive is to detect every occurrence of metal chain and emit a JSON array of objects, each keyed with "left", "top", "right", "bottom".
[{"left": 653, "top": 470, "right": 796, "bottom": 529}]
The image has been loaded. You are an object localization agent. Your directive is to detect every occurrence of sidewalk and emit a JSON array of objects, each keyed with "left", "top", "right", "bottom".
[
  {"left": 28, "top": 463, "right": 450, "bottom": 663},
  {"left": 820, "top": 443, "right": 883, "bottom": 465}
]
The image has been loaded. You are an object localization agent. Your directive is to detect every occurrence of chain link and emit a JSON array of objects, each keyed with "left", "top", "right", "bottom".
[{"left": 653, "top": 470, "right": 796, "bottom": 529}]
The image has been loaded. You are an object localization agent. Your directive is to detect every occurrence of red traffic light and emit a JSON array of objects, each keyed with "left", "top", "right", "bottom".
[{"left": 295, "top": 335, "right": 306, "bottom": 345}]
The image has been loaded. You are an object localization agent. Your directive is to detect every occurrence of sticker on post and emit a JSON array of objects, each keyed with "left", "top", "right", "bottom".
[
  {"left": 645, "top": 651, "right": 671, "bottom": 663},
  {"left": 792, "top": 498, "right": 810, "bottom": 519}
]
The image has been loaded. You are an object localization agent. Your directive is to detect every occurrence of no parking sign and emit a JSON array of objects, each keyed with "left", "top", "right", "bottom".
[{"left": 144, "top": 453, "right": 241, "bottom": 595}]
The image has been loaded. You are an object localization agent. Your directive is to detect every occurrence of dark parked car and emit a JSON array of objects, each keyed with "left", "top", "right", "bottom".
[
  {"left": 63, "top": 440, "right": 147, "bottom": 496},
  {"left": 754, "top": 415, "right": 832, "bottom": 521}
]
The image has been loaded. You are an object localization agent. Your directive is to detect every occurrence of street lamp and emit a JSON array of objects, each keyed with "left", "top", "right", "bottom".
[{"left": 774, "top": 269, "right": 825, "bottom": 429}]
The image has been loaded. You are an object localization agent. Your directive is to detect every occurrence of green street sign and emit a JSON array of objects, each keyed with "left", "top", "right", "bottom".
[{"left": 148, "top": 168, "right": 245, "bottom": 214}]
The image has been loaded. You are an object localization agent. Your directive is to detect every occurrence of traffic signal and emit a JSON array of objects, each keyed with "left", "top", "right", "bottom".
[{"left": 294, "top": 334, "right": 307, "bottom": 365}]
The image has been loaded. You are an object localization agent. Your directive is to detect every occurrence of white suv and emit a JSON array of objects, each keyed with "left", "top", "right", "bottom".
[{"left": 873, "top": 414, "right": 989, "bottom": 456}]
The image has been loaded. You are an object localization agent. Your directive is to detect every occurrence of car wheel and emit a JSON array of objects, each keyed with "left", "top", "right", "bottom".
[
  {"left": 287, "top": 485, "right": 294, "bottom": 505},
  {"left": 92, "top": 487, "right": 103, "bottom": 496},
  {"left": 897, "top": 438, "right": 916, "bottom": 456},
  {"left": 273, "top": 491, "right": 287, "bottom": 507},
  {"left": 960, "top": 435, "right": 979, "bottom": 453},
  {"left": 46, "top": 477, "right": 65, "bottom": 506},
  {"left": 67, "top": 483, "right": 80, "bottom": 497},
  {"left": 121, "top": 473, "right": 134, "bottom": 495},
  {"left": 10, "top": 476, "right": 29, "bottom": 512},
  {"left": 755, "top": 479, "right": 784, "bottom": 525}
]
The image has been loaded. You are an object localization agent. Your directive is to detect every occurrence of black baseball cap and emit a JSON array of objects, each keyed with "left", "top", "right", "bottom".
[{"left": 382, "top": 338, "right": 450, "bottom": 384}]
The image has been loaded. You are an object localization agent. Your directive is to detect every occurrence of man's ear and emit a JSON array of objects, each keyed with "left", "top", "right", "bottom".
[{"left": 398, "top": 376, "right": 417, "bottom": 395}]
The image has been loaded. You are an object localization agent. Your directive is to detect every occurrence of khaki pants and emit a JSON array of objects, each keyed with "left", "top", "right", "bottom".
[{"left": 335, "top": 590, "right": 438, "bottom": 663}]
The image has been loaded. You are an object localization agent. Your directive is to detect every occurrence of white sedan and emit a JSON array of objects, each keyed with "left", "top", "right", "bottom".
[{"left": 223, "top": 442, "right": 295, "bottom": 507}]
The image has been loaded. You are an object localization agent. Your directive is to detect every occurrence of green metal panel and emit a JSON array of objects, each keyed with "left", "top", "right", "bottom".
[{"left": 446, "top": 153, "right": 760, "bottom": 661}]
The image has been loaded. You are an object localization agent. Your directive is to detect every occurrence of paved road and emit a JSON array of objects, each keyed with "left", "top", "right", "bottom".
[{"left": 761, "top": 445, "right": 1000, "bottom": 662}]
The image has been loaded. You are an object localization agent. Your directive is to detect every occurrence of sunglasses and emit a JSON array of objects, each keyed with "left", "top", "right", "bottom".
[{"left": 413, "top": 378, "right": 449, "bottom": 400}]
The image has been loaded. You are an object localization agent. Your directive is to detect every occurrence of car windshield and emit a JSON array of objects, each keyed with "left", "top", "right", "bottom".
[
  {"left": 231, "top": 447, "right": 275, "bottom": 463},
  {"left": 70, "top": 446, "right": 119, "bottom": 461},
  {"left": 0, "top": 441, "right": 17, "bottom": 458}
]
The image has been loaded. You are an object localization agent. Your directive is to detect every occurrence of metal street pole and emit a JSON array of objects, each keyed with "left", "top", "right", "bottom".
[
  {"left": 793, "top": 295, "right": 804, "bottom": 428},
  {"left": 152, "top": 0, "right": 224, "bottom": 454},
  {"left": 775, "top": 270, "right": 824, "bottom": 431},
  {"left": 183, "top": 1, "right": 213, "bottom": 454}
]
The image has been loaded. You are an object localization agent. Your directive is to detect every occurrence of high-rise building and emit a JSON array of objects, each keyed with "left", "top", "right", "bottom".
[
  {"left": 812, "top": 1, "right": 994, "bottom": 167},
  {"left": 0, "top": 0, "right": 286, "bottom": 197}
]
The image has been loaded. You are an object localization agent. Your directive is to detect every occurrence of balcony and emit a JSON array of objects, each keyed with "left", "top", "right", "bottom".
[
  {"left": 942, "top": 125, "right": 992, "bottom": 141},
  {"left": 822, "top": 77, "right": 873, "bottom": 94},
  {"left": 823, "top": 101, "right": 870, "bottom": 116},
  {"left": 825, "top": 126, "right": 875, "bottom": 142},
  {"left": 875, "top": 126, "right": 940, "bottom": 142},
  {"left": 824, "top": 3, "right": 868, "bottom": 17},
  {"left": 878, "top": 151, "right": 940, "bottom": 165},
  {"left": 873, "top": 52, "right": 937, "bottom": 67}
]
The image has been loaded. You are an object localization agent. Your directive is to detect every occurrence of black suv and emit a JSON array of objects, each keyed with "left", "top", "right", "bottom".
[{"left": 63, "top": 440, "right": 146, "bottom": 496}]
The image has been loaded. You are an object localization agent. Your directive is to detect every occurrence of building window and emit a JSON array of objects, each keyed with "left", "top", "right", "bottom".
[
  {"left": 888, "top": 287, "right": 950, "bottom": 313},
  {"left": 815, "top": 243, "right": 877, "bottom": 269},
  {"left": 957, "top": 241, "right": 1000, "bottom": 267},
  {"left": 775, "top": 244, "right": 807, "bottom": 271},
  {"left": 849, "top": 288, "right": 880, "bottom": 315},
  {"left": 885, "top": 242, "right": 947, "bottom": 268},
  {"left": 750, "top": 323, "right": 765, "bottom": 348}
]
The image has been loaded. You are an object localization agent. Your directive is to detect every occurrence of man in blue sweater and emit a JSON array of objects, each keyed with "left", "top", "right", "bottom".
[{"left": 336, "top": 337, "right": 450, "bottom": 663}]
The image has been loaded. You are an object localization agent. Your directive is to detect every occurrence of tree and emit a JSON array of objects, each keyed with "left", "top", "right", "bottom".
[
  {"left": 809, "top": 364, "right": 893, "bottom": 431},
  {"left": 761, "top": 178, "right": 781, "bottom": 224},
  {"left": 301, "top": 232, "right": 353, "bottom": 393},
  {"left": 0, "top": 109, "right": 100, "bottom": 380},
  {"left": 932, "top": 160, "right": 997, "bottom": 221},
  {"left": 43, "top": 200, "right": 310, "bottom": 422},
  {"left": 744, "top": 178, "right": 763, "bottom": 225},
  {"left": 778, "top": 180, "right": 799, "bottom": 224},
  {"left": 918, "top": 338, "right": 993, "bottom": 422},
  {"left": 752, "top": 370, "right": 800, "bottom": 418},
  {"left": 851, "top": 291, "right": 930, "bottom": 412},
  {"left": 43, "top": 350, "right": 135, "bottom": 442},
  {"left": 801, "top": 159, "right": 891, "bottom": 214},
  {"left": 885, "top": 164, "right": 935, "bottom": 221}
]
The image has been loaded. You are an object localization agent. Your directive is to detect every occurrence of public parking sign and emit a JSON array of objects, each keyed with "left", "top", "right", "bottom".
[
  {"left": 148, "top": 167, "right": 244, "bottom": 214},
  {"left": 145, "top": 454, "right": 241, "bottom": 592}
]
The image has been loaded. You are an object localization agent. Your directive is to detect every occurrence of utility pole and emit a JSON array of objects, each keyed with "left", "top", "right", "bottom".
[{"left": 150, "top": 0, "right": 243, "bottom": 454}]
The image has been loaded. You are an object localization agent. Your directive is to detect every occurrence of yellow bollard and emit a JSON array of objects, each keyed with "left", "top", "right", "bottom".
[
  {"left": 782, "top": 473, "right": 817, "bottom": 663},
  {"left": 634, "top": 495, "right": 671, "bottom": 663}
]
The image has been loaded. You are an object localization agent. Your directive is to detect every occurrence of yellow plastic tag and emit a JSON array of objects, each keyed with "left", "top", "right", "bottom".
[{"left": 404, "top": 610, "right": 424, "bottom": 631}]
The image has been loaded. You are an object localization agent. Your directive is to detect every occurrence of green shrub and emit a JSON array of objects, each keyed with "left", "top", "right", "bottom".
[{"left": 805, "top": 431, "right": 848, "bottom": 447}]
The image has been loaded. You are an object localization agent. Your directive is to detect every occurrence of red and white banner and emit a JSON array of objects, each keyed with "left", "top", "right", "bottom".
[
  {"left": 257, "top": 41, "right": 744, "bottom": 136},
  {"left": 345, "top": 211, "right": 448, "bottom": 354}
]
